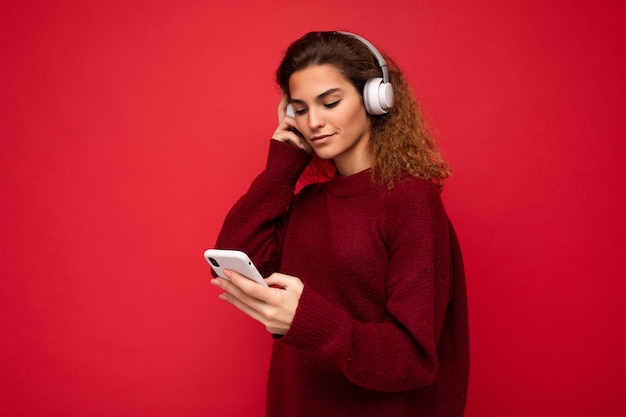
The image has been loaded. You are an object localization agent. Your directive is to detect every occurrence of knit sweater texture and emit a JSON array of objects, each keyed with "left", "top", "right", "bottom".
[{"left": 216, "top": 139, "right": 469, "bottom": 417}]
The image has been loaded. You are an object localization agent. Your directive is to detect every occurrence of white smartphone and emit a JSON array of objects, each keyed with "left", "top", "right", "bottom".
[{"left": 203, "top": 249, "right": 268, "bottom": 287}]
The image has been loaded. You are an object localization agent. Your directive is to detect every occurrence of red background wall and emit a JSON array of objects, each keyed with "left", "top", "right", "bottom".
[{"left": 2, "top": 1, "right": 625, "bottom": 416}]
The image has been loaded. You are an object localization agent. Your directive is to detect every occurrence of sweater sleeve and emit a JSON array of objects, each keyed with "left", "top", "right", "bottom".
[
  {"left": 277, "top": 181, "right": 454, "bottom": 392},
  {"left": 215, "top": 140, "right": 312, "bottom": 276}
]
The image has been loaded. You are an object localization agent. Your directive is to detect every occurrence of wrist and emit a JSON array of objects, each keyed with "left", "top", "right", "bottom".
[{"left": 266, "top": 139, "right": 312, "bottom": 179}]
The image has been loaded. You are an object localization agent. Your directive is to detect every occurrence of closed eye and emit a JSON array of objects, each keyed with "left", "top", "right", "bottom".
[{"left": 292, "top": 99, "right": 341, "bottom": 115}]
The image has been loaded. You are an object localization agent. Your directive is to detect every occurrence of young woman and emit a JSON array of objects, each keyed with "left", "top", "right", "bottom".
[{"left": 210, "top": 31, "right": 469, "bottom": 417}]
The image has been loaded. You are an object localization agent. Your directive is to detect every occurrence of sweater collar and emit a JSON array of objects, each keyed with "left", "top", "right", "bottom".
[{"left": 325, "top": 168, "right": 377, "bottom": 197}]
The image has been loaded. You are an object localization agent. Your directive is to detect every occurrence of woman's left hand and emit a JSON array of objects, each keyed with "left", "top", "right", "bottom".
[
  {"left": 272, "top": 95, "right": 313, "bottom": 154},
  {"left": 211, "top": 271, "right": 304, "bottom": 335}
]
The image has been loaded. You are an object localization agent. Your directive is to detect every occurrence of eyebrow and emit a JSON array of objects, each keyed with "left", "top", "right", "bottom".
[{"left": 291, "top": 88, "right": 343, "bottom": 104}]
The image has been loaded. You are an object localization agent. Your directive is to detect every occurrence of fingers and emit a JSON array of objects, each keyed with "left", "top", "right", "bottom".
[
  {"left": 296, "top": 133, "right": 313, "bottom": 154},
  {"left": 265, "top": 273, "right": 304, "bottom": 292},
  {"left": 211, "top": 274, "right": 272, "bottom": 327},
  {"left": 271, "top": 127, "right": 307, "bottom": 151},
  {"left": 217, "top": 286, "right": 270, "bottom": 328},
  {"left": 277, "top": 95, "right": 289, "bottom": 121},
  {"left": 273, "top": 97, "right": 313, "bottom": 154},
  {"left": 272, "top": 124, "right": 311, "bottom": 153},
  {"left": 212, "top": 270, "right": 269, "bottom": 305},
  {"left": 210, "top": 271, "right": 304, "bottom": 335}
]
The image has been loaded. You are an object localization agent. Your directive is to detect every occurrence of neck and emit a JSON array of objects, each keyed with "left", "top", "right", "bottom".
[
  {"left": 334, "top": 156, "right": 371, "bottom": 176},
  {"left": 333, "top": 133, "right": 372, "bottom": 176}
]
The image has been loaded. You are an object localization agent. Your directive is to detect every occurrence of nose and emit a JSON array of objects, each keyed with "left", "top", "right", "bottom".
[{"left": 307, "top": 107, "right": 325, "bottom": 130}]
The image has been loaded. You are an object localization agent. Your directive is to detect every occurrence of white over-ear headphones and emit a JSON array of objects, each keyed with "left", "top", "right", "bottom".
[{"left": 338, "top": 31, "right": 394, "bottom": 115}]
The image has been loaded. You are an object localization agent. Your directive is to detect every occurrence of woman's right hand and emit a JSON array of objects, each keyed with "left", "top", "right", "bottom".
[
  {"left": 272, "top": 96, "right": 313, "bottom": 153},
  {"left": 210, "top": 270, "right": 304, "bottom": 336}
]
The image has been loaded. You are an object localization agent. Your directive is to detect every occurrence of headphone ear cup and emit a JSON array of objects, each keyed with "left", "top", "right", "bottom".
[{"left": 363, "top": 77, "right": 394, "bottom": 115}]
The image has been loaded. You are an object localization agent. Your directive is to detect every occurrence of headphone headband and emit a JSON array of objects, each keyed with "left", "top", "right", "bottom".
[
  {"left": 336, "top": 31, "right": 394, "bottom": 115},
  {"left": 337, "top": 31, "right": 389, "bottom": 83}
]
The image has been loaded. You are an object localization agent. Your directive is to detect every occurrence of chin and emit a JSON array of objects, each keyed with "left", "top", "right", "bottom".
[{"left": 312, "top": 149, "right": 337, "bottom": 160}]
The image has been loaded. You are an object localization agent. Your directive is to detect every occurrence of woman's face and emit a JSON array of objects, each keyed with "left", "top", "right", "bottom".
[{"left": 289, "top": 64, "right": 371, "bottom": 176}]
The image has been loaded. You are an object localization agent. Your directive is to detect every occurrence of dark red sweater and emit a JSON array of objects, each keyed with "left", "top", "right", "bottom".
[{"left": 216, "top": 140, "right": 469, "bottom": 417}]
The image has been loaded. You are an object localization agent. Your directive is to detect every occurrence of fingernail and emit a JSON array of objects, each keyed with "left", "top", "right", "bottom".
[
  {"left": 210, "top": 279, "right": 220, "bottom": 287},
  {"left": 223, "top": 270, "right": 232, "bottom": 278},
  {"left": 218, "top": 293, "right": 228, "bottom": 301}
]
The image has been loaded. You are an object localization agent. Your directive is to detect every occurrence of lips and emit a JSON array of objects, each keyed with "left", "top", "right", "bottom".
[{"left": 310, "top": 133, "right": 334, "bottom": 145}]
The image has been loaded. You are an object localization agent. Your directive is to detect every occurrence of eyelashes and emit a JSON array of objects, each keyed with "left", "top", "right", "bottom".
[{"left": 293, "top": 100, "right": 342, "bottom": 115}]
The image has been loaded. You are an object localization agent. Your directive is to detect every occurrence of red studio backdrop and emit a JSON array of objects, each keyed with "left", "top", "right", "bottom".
[{"left": 2, "top": 1, "right": 625, "bottom": 416}]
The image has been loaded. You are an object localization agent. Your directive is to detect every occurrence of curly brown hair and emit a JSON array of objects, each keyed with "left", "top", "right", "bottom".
[{"left": 276, "top": 31, "right": 451, "bottom": 189}]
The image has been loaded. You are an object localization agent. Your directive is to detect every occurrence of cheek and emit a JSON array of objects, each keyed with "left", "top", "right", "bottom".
[
  {"left": 344, "top": 104, "right": 369, "bottom": 133},
  {"left": 295, "top": 118, "right": 307, "bottom": 133}
]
